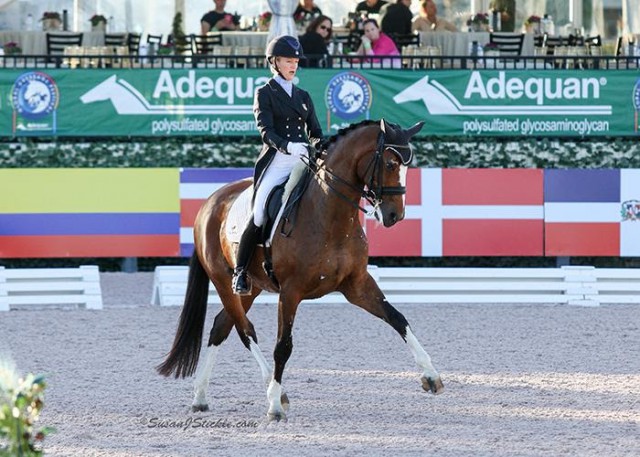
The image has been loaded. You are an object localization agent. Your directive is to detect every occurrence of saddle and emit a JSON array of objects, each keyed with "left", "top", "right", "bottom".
[{"left": 225, "top": 162, "right": 313, "bottom": 247}]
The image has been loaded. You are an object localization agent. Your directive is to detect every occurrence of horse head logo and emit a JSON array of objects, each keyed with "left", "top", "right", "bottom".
[{"left": 393, "top": 76, "right": 461, "bottom": 115}]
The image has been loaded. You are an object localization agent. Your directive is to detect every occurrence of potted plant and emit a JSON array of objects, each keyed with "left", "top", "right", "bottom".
[
  {"left": 3, "top": 42, "right": 22, "bottom": 55},
  {"left": 157, "top": 43, "right": 174, "bottom": 56},
  {"left": 524, "top": 15, "right": 541, "bottom": 34},
  {"left": 483, "top": 42, "right": 500, "bottom": 55},
  {"left": 467, "top": 13, "right": 490, "bottom": 32},
  {"left": 258, "top": 11, "right": 272, "bottom": 32},
  {"left": 40, "top": 12, "right": 62, "bottom": 31},
  {"left": 90, "top": 14, "right": 108, "bottom": 32}
]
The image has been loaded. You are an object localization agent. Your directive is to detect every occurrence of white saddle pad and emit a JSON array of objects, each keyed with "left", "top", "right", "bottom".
[{"left": 225, "top": 163, "right": 307, "bottom": 247}]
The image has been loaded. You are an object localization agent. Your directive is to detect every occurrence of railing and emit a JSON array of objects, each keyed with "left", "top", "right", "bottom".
[{"left": 1, "top": 53, "right": 639, "bottom": 70}]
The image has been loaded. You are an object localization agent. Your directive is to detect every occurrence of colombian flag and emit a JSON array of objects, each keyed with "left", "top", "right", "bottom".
[{"left": 0, "top": 168, "right": 180, "bottom": 257}]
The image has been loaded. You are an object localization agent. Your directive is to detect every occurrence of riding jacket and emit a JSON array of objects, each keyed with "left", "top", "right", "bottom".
[{"left": 252, "top": 78, "right": 324, "bottom": 192}]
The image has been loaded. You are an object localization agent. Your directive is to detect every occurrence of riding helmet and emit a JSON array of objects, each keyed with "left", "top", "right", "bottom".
[{"left": 265, "top": 35, "right": 305, "bottom": 61}]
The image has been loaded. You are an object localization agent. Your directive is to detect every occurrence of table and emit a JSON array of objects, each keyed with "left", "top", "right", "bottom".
[
  {"left": 219, "top": 31, "right": 269, "bottom": 49},
  {"left": 418, "top": 31, "right": 535, "bottom": 56},
  {"left": 0, "top": 31, "right": 109, "bottom": 55}
]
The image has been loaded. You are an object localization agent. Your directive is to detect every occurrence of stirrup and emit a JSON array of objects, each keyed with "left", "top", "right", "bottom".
[{"left": 232, "top": 268, "right": 251, "bottom": 295}]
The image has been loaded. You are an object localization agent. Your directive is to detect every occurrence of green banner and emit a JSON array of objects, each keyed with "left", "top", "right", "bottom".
[{"left": 2, "top": 68, "right": 639, "bottom": 137}]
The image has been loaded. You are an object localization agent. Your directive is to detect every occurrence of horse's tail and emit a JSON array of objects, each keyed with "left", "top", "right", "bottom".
[{"left": 156, "top": 252, "right": 210, "bottom": 378}]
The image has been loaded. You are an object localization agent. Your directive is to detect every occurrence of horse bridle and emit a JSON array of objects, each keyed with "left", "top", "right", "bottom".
[{"left": 306, "top": 131, "right": 412, "bottom": 218}]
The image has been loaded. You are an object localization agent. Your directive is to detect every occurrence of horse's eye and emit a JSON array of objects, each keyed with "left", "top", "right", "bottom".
[{"left": 386, "top": 160, "right": 397, "bottom": 171}]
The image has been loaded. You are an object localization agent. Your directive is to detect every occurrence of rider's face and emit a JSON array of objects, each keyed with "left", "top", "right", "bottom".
[{"left": 275, "top": 57, "right": 299, "bottom": 81}]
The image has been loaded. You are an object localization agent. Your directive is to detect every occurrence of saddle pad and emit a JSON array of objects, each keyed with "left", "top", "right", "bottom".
[
  {"left": 225, "top": 163, "right": 307, "bottom": 246},
  {"left": 225, "top": 185, "right": 254, "bottom": 244}
]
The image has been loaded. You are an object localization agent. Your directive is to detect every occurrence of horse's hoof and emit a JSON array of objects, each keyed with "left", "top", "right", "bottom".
[
  {"left": 280, "top": 393, "right": 290, "bottom": 411},
  {"left": 191, "top": 404, "right": 209, "bottom": 412},
  {"left": 267, "top": 410, "right": 287, "bottom": 422},
  {"left": 421, "top": 376, "right": 444, "bottom": 395}
]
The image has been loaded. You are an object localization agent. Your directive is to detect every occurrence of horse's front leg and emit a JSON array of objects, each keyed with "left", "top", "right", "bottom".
[
  {"left": 266, "top": 294, "right": 301, "bottom": 421},
  {"left": 340, "top": 273, "right": 444, "bottom": 394}
]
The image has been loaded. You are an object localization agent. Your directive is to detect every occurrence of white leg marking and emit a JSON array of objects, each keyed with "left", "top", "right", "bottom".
[
  {"left": 249, "top": 341, "right": 272, "bottom": 385},
  {"left": 405, "top": 326, "right": 439, "bottom": 379},
  {"left": 267, "top": 379, "right": 285, "bottom": 417},
  {"left": 192, "top": 345, "right": 218, "bottom": 408}
]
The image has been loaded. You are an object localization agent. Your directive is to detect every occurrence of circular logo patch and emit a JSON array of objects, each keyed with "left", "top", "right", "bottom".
[
  {"left": 325, "top": 72, "right": 372, "bottom": 120},
  {"left": 11, "top": 72, "right": 59, "bottom": 120}
]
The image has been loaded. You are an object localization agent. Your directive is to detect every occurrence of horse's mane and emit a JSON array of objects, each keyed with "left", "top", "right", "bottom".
[{"left": 319, "top": 119, "right": 378, "bottom": 152}]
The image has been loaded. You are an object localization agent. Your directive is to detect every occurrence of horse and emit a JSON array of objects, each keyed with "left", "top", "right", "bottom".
[{"left": 157, "top": 118, "right": 444, "bottom": 421}]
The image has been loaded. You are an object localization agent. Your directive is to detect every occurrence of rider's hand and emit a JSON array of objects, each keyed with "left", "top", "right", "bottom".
[{"left": 286, "top": 142, "right": 309, "bottom": 158}]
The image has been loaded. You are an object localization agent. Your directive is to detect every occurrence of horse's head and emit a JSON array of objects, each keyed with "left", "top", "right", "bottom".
[
  {"left": 320, "top": 119, "right": 423, "bottom": 227},
  {"left": 361, "top": 119, "right": 423, "bottom": 227}
]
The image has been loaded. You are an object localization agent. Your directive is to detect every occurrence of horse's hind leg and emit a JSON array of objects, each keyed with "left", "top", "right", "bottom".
[
  {"left": 341, "top": 274, "right": 444, "bottom": 395},
  {"left": 191, "top": 308, "right": 233, "bottom": 412},
  {"left": 192, "top": 289, "right": 289, "bottom": 412}
]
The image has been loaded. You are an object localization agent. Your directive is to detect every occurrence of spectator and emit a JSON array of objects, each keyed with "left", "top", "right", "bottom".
[
  {"left": 356, "top": 18, "right": 401, "bottom": 68},
  {"left": 355, "top": 0, "right": 389, "bottom": 15},
  {"left": 380, "top": 0, "right": 413, "bottom": 36},
  {"left": 201, "top": 0, "right": 239, "bottom": 34},
  {"left": 299, "top": 15, "right": 333, "bottom": 68},
  {"left": 412, "top": 0, "right": 457, "bottom": 32},
  {"left": 294, "top": 0, "right": 322, "bottom": 24}
]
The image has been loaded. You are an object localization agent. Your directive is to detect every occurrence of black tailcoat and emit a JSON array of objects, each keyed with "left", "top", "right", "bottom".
[{"left": 252, "top": 78, "right": 324, "bottom": 191}]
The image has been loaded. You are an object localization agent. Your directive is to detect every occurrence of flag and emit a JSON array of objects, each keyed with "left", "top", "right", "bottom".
[
  {"left": 366, "top": 168, "right": 545, "bottom": 256},
  {"left": 545, "top": 169, "right": 640, "bottom": 256},
  {"left": 544, "top": 169, "right": 620, "bottom": 256},
  {"left": 179, "top": 168, "right": 253, "bottom": 257},
  {"left": 0, "top": 169, "right": 180, "bottom": 257}
]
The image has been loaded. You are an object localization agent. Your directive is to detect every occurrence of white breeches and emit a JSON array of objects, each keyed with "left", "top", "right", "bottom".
[{"left": 253, "top": 152, "right": 300, "bottom": 227}]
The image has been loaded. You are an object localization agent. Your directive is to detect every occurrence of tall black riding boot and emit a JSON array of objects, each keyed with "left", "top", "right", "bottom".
[{"left": 232, "top": 221, "right": 261, "bottom": 295}]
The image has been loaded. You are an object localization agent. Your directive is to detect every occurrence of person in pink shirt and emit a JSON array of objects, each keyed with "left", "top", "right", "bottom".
[{"left": 356, "top": 18, "right": 401, "bottom": 68}]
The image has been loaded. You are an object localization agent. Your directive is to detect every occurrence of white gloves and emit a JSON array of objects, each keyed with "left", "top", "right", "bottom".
[{"left": 286, "top": 142, "right": 309, "bottom": 158}]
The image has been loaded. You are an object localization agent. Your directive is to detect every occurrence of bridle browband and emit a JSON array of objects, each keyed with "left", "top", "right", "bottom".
[{"left": 305, "top": 130, "right": 412, "bottom": 218}]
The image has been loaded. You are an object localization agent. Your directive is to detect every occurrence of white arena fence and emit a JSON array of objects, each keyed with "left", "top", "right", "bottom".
[
  {"left": 151, "top": 265, "right": 640, "bottom": 308},
  {"left": 0, "top": 265, "right": 102, "bottom": 311}
]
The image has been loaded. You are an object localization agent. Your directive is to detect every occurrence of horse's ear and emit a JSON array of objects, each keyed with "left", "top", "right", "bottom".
[
  {"left": 380, "top": 118, "right": 390, "bottom": 133},
  {"left": 406, "top": 121, "right": 425, "bottom": 139}
]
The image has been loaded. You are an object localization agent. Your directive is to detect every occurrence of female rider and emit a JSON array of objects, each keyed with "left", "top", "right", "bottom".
[{"left": 232, "top": 35, "right": 324, "bottom": 295}]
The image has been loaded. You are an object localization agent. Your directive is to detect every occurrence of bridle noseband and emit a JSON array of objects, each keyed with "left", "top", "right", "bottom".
[{"left": 306, "top": 130, "right": 412, "bottom": 218}]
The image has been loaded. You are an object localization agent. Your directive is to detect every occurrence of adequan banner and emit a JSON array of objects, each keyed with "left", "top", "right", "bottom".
[{"left": 1, "top": 68, "right": 639, "bottom": 137}]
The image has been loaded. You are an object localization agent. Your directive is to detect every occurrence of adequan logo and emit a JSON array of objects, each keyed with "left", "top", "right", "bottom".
[
  {"left": 79, "top": 74, "right": 259, "bottom": 115},
  {"left": 393, "top": 74, "right": 612, "bottom": 116}
]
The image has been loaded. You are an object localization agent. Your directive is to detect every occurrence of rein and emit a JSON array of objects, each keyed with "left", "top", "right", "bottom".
[{"left": 304, "top": 131, "right": 411, "bottom": 218}]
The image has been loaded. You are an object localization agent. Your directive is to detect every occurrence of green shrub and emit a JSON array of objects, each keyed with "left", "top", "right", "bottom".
[{"left": 0, "top": 362, "right": 53, "bottom": 456}]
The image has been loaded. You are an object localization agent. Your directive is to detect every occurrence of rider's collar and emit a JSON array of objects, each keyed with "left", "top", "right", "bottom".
[{"left": 274, "top": 75, "right": 293, "bottom": 97}]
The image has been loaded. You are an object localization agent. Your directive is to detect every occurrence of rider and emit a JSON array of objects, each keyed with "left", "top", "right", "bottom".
[{"left": 232, "top": 35, "right": 325, "bottom": 295}]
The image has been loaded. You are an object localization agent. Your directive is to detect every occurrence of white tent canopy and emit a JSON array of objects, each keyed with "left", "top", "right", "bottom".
[{"left": 0, "top": 0, "right": 638, "bottom": 38}]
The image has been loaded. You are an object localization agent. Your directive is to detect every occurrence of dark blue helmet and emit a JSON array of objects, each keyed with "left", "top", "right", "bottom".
[{"left": 265, "top": 35, "right": 305, "bottom": 60}]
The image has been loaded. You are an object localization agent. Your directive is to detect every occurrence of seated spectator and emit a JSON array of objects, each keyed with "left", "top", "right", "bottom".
[
  {"left": 355, "top": 0, "right": 389, "bottom": 15},
  {"left": 380, "top": 0, "right": 413, "bottom": 36},
  {"left": 299, "top": 15, "right": 333, "bottom": 68},
  {"left": 356, "top": 18, "right": 401, "bottom": 68},
  {"left": 294, "top": 0, "right": 322, "bottom": 24},
  {"left": 412, "top": 0, "right": 457, "bottom": 32},
  {"left": 201, "top": 0, "right": 239, "bottom": 34}
]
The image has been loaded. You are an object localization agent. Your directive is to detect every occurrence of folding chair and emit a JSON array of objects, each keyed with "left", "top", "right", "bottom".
[
  {"left": 46, "top": 32, "right": 83, "bottom": 66},
  {"left": 489, "top": 33, "right": 524, "bottom": 56},
  {"left": 191, "top": 33, "right": 223, "bottom": 55},
  {"left": 127, "top": 33, "right": 141, "bottom": 55}
]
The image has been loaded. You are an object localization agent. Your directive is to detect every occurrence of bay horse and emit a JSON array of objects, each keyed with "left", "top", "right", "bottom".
[{"left": 157, "top": 119, "right": 444, "bottom": 420}]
